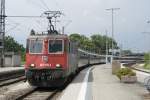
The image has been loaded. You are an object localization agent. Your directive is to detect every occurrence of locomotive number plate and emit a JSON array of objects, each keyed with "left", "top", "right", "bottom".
[{"left": 40, "top": 63, "right": 51, "bottom": 67}]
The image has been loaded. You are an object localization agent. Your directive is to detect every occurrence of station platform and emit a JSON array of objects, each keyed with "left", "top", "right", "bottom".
[
  {"left": 0, "top": 67, "right": 24, "bottom": 74},
  {"left": 59, "top": 64, "right": 148, "bottom": 100}
]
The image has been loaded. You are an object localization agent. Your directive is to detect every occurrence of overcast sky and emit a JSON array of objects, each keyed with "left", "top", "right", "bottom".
[{"left": 4, "top": 0, "right": 150, "bottom": 52}]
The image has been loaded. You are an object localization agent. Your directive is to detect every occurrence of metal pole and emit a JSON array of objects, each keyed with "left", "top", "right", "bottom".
[
  {"left": 111, "top": 9, "right": 114, "bottom": 60},
  {"left": 105, "top": 30, "right": 108, "bottom": 64},
  {"left": 54, "top": 17, "right": 57, "bottom": 30},
  {"left": 120, "top": 44, "right": 122, "bottom": 57},
  {"left": 62, "top": 20, "right": 72, "bottom": 34},
  {"left": 0, "top": 0, "right": 5, "bottom": 67},
  {"left": 106, "top": 8, "right": 120, "bottom": 63},
  {"left": 143, "top": 21, "right": 150, "bottom": 65},
  {"left": 62, "top": 26, "right": 64, "bottom": 34}
]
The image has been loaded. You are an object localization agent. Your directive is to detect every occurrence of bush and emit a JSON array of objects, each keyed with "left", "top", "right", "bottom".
[
  {"left": 144, "top": 53, "right": 150, "bottom": 69},
  {"left": 116, "top": 68, "right": 136, "bottom": 80}
]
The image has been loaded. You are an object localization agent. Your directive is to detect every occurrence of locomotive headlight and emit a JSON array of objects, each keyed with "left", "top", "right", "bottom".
[
  {"left": 56, "top": 64, "right": 61, "bottom": 68},
  {"left": 30, "top": 64, "right": 35, "bottom": 67}
]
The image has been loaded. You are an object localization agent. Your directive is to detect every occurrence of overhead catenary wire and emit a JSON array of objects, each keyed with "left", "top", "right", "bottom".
[
  {"left": 6, "top": 0, "right": 68, "bottom": 34},
  {"left": 6, "top": 15, "right": 45, "bottom": 18},
  {"left": 5, "top": 17, "right": 44, "bottom": 35},
  {"left": 5, "top": 19, "right": 21, "bottom": 33},
  {"left": 6, "top": 23, "right": 20, "bottom": 33},
  {"left": 40, "top": 0, "right": 50, "bottom": 11},
  {"left": 5, "top": 16, "right": 44, "bottom": 33},
  {"left": 26, "top": 0, "right": 48, "bottom": 11},
  {"left": 5, "top": 14, "right": 61, "bottom": 35},
  {"left": 20, "top": 0, "right": 69, "bottom": 33}
]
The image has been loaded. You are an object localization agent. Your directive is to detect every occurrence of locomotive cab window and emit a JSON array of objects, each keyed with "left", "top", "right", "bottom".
[
  {"left": 49, "top": 39, "right": 64, "bottom": 54},
  {"left": 29, "top": 39, "right": 43, "bottom": 54}
]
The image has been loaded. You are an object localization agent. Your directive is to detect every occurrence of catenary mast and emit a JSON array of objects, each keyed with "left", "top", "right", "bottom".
[{"left": 0, "top": 0, "right": 5, "bottom": 67}]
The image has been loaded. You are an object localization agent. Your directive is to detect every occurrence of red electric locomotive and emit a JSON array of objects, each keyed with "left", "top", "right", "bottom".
[
  {"left": 25, "top": 11, "right": 103, "bottom": 87},
  {"left": 25, "top": 11, "right": 78, "bottom": 87}
]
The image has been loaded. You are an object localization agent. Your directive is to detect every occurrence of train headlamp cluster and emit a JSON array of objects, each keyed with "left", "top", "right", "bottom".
[
  {"left": 56, "top": 64, "right": 61, "bottom": 68},
  {"left": 30, "top": 64, "right": 35, "bottom": 67}
]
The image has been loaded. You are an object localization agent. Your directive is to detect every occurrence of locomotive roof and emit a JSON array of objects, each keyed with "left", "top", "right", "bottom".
[{"left": 28, "top": 34, "right": 68, "bottom": 39}]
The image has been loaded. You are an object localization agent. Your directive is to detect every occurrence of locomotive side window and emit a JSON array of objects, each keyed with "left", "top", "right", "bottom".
[
  {"left": 29, "top": 39, "right": 43, "bottom": 54},
  {"left": 70, "top": 41, "right": 78, "bottom": 54},
  {"left": 49, "top": 40, "right": 63, "bottom": 53}
]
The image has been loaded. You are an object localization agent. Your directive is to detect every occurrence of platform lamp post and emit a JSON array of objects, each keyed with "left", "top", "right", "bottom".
[
  {"left": 142, "top": 31, "right": 150, "bottom": 65},
  {"left": 0, "top": 0, "right": 5, "bottom": 67},
  {"left": 105, "top": 30, "right": 108, "bottom": 64},
  {"left": 106, "top": 8, "right": 120, "bottom": 64},
  {"left": 142, "top": 20, "right": 150, "bottom": 65}
]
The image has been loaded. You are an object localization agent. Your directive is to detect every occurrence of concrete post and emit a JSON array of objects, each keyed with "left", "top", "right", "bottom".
[{"left": 112, "top": 60, "right": 121, "bottom": 74}]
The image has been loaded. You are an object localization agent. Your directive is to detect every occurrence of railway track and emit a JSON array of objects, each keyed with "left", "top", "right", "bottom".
[
  {"left": 13, "top": 64, "right": 103, "bottom": 100},
  {"left": 12, "top": 65, "right": 91, "bottom": 100},
  {"left": 122, "top": 63, "right": 150, "bottom": 86},
  {"left": 0, "top": 63, "right": 104, "bottom": 100},
  {"left": 0, "top": 76, "right": 26, "bottom": 96},
  {"left": 16, "top": 88, "right": 61, "bottom": 100},
  {"left": 0, "top": 69, "right": 24, "bottom": 82},
  {"left": 131, "top": 67, "right": 150, "bottom": 74},
  {"left": 0, "top": 76, "right": 25, "bottom": 87},
  {"left": 122, "top": 62, "right": 150, "bottom": 74}
]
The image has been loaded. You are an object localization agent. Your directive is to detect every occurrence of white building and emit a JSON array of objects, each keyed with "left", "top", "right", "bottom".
[{"left": 0, "top": 52, "right": 21, "bottom": 67}]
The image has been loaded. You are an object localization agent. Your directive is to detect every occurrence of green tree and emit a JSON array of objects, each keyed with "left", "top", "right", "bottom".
[
  {"left": 69, "top": 33, "right": 95, "bottom": 51},
  {"left": 91, "top": 34, "right": 118, "bottom": 54},
  {"left": 4, "top": 36, "right": 25, "bottom": 61},
  {"left": 69, "top": 33, "right": 119, "bottom": 54},
  {"left": 69, "top": 33, "right": 82, "bottom": 42},
  {"left": 121, "top": 50, "right": 132, "bottom": 56}
]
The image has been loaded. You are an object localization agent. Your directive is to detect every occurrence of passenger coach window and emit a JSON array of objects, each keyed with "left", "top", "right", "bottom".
[
  {"left": 49, "top": 40, "right": 63, "bottom": 53},
  {"left": 29, "top": 40, "right": 43, "bottom": 53}
]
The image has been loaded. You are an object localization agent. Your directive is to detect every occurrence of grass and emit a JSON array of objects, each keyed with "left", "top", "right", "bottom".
[{"left": 144, "top": 63, "right": 150, "bottom": 70}]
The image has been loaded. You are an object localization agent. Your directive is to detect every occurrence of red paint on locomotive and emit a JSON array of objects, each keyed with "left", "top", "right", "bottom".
[
  {"left": 25, "top": 37, "right": 69, "bottom": 70},
  {"left": 25, "top": 33, "right": 79, "bottom": 87},
  {"left": 24, "top": 11, "right": 79, "bottom": 87}
]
